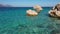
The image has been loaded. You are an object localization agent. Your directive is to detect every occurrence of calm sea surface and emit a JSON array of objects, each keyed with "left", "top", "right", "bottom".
[{"left": 0, "top": 7, "right": 60, "bottom": 34}]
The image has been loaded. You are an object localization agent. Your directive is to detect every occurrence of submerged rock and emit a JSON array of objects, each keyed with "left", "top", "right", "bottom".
[
  {"left": 33, "top": 5, "right": 43, "bottom": 13},
  {"left": 50, "top": 29, "right": 60, "bottom": 34},
  {"left": 26, "top": 9, "right": 38, "bottom": 16}
]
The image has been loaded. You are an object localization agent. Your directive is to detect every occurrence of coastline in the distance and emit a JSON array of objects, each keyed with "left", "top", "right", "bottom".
[{"left": 0, "top": 4, "right": 12, "bottom": 7}]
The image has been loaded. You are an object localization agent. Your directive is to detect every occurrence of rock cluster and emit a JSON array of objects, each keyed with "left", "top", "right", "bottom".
[{"left": 26, "top": 5, "right": 43, "bottom": 16}]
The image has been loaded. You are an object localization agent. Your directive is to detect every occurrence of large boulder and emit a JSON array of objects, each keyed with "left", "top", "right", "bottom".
[
  {"left": 48, "top": 10, "right": 60, "bottom": 17},
  {"left": 26, "top": 9, "right": 38, "bottom": 16},
  {"left": 48, "top": 3, "right": 60, "bottom": 17}
]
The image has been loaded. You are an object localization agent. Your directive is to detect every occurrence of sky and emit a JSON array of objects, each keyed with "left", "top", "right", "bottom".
[{"left": 0, "top": 0, "right": 60, "bottom": 7}]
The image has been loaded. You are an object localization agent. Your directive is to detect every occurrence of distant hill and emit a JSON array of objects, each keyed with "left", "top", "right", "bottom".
[{"left": 0, "top": 4, "right": 12, "bottom": 7}]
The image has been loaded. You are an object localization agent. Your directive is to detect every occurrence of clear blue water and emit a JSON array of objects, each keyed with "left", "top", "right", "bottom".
[{"left": 0, "top": 7, "right": 60, "bottom": 34}]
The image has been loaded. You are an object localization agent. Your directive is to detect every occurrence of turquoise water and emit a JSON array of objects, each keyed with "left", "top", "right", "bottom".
[{"left": 0, "top": 7, "right": 60, "bottom": 34}]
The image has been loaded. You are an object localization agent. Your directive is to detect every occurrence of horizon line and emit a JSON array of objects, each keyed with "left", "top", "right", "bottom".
[{"left": 0, "top": 6, "right": 52, "bottom": 7}]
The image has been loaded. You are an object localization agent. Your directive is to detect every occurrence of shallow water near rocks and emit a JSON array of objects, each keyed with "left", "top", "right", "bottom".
[{"left": 0, "top": 7, "right": 60, "bottom": 34}]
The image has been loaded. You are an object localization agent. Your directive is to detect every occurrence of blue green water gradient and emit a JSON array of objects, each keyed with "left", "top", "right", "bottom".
[{"left": 0, "top": 7, "right": 60, "bottom": 34}]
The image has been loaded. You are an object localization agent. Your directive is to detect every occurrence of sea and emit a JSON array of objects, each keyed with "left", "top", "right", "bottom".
[{"left": 0, "top": 7, "right": 60, "bottom": 34}]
